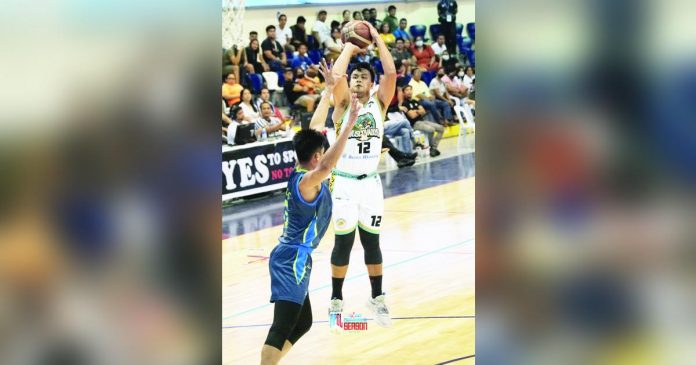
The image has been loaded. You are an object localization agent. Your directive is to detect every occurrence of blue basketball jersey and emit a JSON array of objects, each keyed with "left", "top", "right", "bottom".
[{"left": 278, "top": 167, "right": 332, "bottom": 250}]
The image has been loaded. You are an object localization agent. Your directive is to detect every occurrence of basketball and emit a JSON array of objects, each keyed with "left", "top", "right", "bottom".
[{"left": 341, "top": 21, "right": 373, "bottom": 49}]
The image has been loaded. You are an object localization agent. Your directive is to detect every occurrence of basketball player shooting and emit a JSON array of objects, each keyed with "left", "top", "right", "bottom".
[
  {"left": 260, "top": 59, "right": 361, "bottom": 365},
  {"left": 328, "top": 21, "right": 397, "bottom": 329}
]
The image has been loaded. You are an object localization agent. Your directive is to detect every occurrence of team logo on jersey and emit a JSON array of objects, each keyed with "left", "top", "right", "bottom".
[
  {"left": 336, "top": 218, "right": 346, "bottom": 229},
  {"left": 350, "top": 113, "right": 380, "bottom": 141}
]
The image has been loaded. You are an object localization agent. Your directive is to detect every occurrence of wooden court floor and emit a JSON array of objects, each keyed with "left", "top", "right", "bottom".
[{"left": 223, "top": 178, "right": 475, "bottom": 364}]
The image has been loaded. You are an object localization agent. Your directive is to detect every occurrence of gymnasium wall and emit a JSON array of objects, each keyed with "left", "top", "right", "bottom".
[{"left": 236, "top": 0, "right": 475, "bottom": 47}]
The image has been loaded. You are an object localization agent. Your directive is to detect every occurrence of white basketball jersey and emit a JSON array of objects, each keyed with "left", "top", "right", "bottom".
[{"left": 334, "top": 92, "right": 385, "bottom": 175}]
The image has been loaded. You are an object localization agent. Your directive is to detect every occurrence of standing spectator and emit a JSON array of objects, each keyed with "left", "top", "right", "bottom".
[
  {"left": 341, "top": 10, "right": 351, "bottom": 26},
  {"left": 368, "top": 8, "right": 381, "bottom": 28},
  {"left": 324, "top": 28, "right": 344, "bottom": 63},
  {"left": 222, "top": 73, "right": 243, "bottom": 107},
  {"left": 255, "top": 87, "right": 286, "bottom": 121},
  {"left": 283, "top": 69, "right": 320, "bottom": 112},
  {"left": 437, "top": 0, "right": 458, "bottom": 56},
  {"left": 236, "top": 88, "right": 260, "bottom": 122},
  {"left": 431, "top": 34, "right": 448, "bottom": 56},
  {"left": 242, "top": 38, "right": 267, "bottom": 75},
  {"left": 411, "top": 36, "right": 437, "bottom": 72},
  {"left": 429, "top": 67, "right": 457, "bottom": 125},
  {"left": 393, "top": 18, "right": 411, "bottom": 42},
  {"left": 277, "top": 14, "right": 294, "bottom": 52},
  {"left": 352, "top": 11, "right": 363, "bottom": 21},
  {"left": 390, "top": 38, "right": 412, "bottom": 74},
  {"left": 222, "top": 45, "right": 242, "bottom": 82},
  {"left": 291, "top": 43, "right": 318, "bottom": 71},
  {"left": 378, "top": 23, "right": 396, "bottom": 50},
  {"left": 261, "top": 25, "right": 287, "bottom": 72},
  {"left": 290, "top": 16, "right": 308, "bottom": 50},
  {"left": 401, "top": 85, "right": 444, "bottom": 157},
  {"left": 382, "top": 5, "right": 399, "bottom": 34},
  {"left": 254, "top": 102, "right": 287, "bottom": 138},
  {"left": 361, "top": 8, "right": 370, "bottom": 23},
  {"left": 408, "top": 68, "right": 452, "bottom": 126},
  {"left": 311, "top": 10, "right": 331, "bottom": 49}
]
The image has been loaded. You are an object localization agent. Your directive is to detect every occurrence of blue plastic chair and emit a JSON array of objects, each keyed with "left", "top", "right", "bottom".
[
  {"left": 429, "top": 24, "right": 441, "bottom": 41},
  {"left": 372, "top": 59, "right": 384, "bottom": 75},
  {"left": 247, "top": 73, "right": 264, "bottom": 94},
  {"left": 409, "top": 25, "right": 427, "bottom": 41},
  {"left": 276, "top": 70, "right": 285, "bottom": 87},
  {"left": 307, "top": 35, "right": 317, "bottom": 48},
  {"left": 421, "top": 70, "right": 435, "bottom": 86},
  {"left": 462, "top": 48, "right": 475, "bottom": 67},
  {"left": 457, "top": 36, "right": 473, "bottom": 54},
  {"left": 466, "top": 22, "right": 475, "bottom": 42},
  {"left": 456, "top": 23, "right": 464, "bottom": 36},
  {"left": 308, "top": 49, "right": 323, "bottom": 65}
]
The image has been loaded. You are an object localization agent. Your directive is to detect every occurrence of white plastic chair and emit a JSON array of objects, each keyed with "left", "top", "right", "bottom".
[{"left": 262, "top": 72, "right": 282, "bottom": 92}]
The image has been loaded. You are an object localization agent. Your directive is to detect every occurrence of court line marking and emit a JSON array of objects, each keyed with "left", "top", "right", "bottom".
[
  {"left": 223, "top": 238, "right": 474, "bottom": 321},
  {"left": 434, "top": 354, "right": 476, "bottom": 364},
  {"left": 223, "top": 315, "right": 476, "bottom": 329}
]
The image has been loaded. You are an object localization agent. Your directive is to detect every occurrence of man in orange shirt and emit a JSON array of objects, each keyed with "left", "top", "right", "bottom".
[
  {"left": 222, "top": 73, "right": 243, "bottom": 106},
  {"left": 295, "top": 68, "right": 324, "bottom": 95}
]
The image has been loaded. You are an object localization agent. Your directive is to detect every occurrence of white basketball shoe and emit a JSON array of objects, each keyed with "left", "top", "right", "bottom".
[
  {"left": 328, "top": 298, "right": 343, "bottom": 333},
  {"left": 367, "top": 294, "right": 392, "bottom": 328}
]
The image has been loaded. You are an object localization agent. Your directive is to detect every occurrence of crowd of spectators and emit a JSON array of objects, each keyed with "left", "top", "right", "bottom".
[{"left": 222, "top": 4, "right": 475, "bottom": 163}]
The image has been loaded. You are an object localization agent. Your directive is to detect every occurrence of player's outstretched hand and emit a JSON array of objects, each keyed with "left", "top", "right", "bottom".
[
  {"left": 345, "top": 94, "right": 361, "bottom": 130},
  {"left": 318, "top": 58, "right": 338, "bottom": 90}
]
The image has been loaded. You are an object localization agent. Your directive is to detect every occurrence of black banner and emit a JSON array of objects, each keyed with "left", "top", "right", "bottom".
[{"left": 222, "top": 139, "right": 297, "bottom": 200}]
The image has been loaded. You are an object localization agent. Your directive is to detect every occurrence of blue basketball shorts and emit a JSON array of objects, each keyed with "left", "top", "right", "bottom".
[{"left": 269, "top": 243, "right": 313, "bottom": 305}]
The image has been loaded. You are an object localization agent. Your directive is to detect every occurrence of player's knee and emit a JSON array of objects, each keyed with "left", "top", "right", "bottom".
[
  {"left": 331, "top": 231, "right": 356, "bottom": 266},
  {"left": 359, "top": 228, "right": 382, "bottom": 265},
  {"left": 288, "top": 314, "right": 312, "bottom": 344},
  {"left": 264, "top": 321, "right": 293, "bottom": 351}
]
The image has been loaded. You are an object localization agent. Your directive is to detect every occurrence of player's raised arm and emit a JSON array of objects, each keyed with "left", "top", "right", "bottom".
[
  {"left": 299, "top": 95, "right": 360, "bottom": 195},
  {"left": 307, "top": 58, "right": 342, "bottom": 131},
  {"left": 331, "top": 41, "right": 361, "bottom": 120},
  {"left": 366, "top": 22, "right": 397, "bottom": 109}
]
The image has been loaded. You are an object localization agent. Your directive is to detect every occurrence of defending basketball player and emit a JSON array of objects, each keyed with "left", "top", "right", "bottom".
[
  {"left": 328, "top": 21, "right": 397, "bottom": 329},
  {"left": 260, "top": 60, "right": 360, "bottom": 365}
]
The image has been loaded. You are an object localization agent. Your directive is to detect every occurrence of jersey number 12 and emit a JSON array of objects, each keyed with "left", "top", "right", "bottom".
[{"left": 357, "top": 142, "right": 371, "bottom": 154}]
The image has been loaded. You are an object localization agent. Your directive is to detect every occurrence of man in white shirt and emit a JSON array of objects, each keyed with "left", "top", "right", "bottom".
[
  {"left": 254, "top": 102, "right": 287, "bottom": 138},
  {"left": 277, "top": 13, "right": 294, "bottom": 52},
  {"left": 311, "top": 10, "right": 331, "bottom": 48},
  {"left": 430, "top": 34, "right": 447, "bottom": 56}
]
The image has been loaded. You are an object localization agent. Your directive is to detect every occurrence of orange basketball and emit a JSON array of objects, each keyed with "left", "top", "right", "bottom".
[{"left": 341, "top": 21, "right": 373, "bottom": 49}]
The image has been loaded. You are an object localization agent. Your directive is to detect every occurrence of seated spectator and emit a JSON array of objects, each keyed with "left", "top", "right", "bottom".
[
  {"left": 368, "top": 8, "right": 381, "bottom": 28},
  {"left": 401, "top": 85, "right": 444, "bottom": 157},
  {"left": 225, "top": 106, "right": 250, "bottom": 145},
  {"left": 276, "top": 14, "right": 294, "bottom": 52},
  {"left": 283, "top": 69, "right": 320, "bottom": 112},
  {"left": 296, "top": 68, "right": 324, "bottom": 95},
  {"left": 222, "top": 45, "right": 242, "bottom": 82},
  {"left": 249, "top": 31, "right": 258, "bottom": 43},
  {"left": 408, "top": 68, "right": 452, "bottom": 126},
  {"left": 391, "top": 38, "right": 412, "bottom": 74},
  {"left": 439, "top": 50, "right": 459, "bottom": 72},
  {"left": 222, "top": 73, "right": 243, "bottom": 107},
  {"left": 290, "top": 16, "right": 308, "bottom": 50},
  {"left": 431, "top": 34, "right": 447, "bottom": 56},
  {"left": 429, "top": 67, "right": 457, "bottom": 125},
  {"left": 441, "top": 67, "right": 468, "bottom": 108},
  {"left": 393, "top": 18, "right": 411, "bottom": 42},
  {"left": 411, "top": 36, "right": 437, "bottom": 72},
  {"left": 341, "top": 9, "right": 351, "bottom": 25},
  {"left": 361, "top": 8, "right": 370, "bottom": 23},
  {"left": 384, "top": 114, "right": 415, "bottom": 154},
  {"left": 261, "top": 25, "right": 287, "bottom": 72},
  {"left": 242, "top": 39, "right": 267, "bottom": 75},
  {"left": 379, "top": 23, "right": 396, "bottom": 50},
  {"left": 290, "top": 43, "right": 318, "bottom": 71},
  {"left": 235, "top": 88, "right": 260, "bottom": 122},
  {"left": 461, "top": 66, "right": 475, "bottom": 91},
  {"left": 353, "top": 11, "right": 363, "bottom": 21},
  {"left": 254, "top": 102, "right": 287, "bottom": 138},
  {"left": 324, "top": 28, "right": 344, "bottom": 63},
  {"left": 254, "top": 87, "right": 285, "bottom": 121}
]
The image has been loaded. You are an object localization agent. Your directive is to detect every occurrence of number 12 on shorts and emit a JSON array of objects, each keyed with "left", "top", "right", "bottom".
[{"left": 370, "top": 215, "right": 382, "bottom": 227}]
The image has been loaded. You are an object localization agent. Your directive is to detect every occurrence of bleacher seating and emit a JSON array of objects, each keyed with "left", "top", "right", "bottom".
[
  {"left": 466, "top": 22, "right": 475, "bottom": 42},
  {"left": 429, "top": 24, "right": 441, "bottom": 41},
  {"left": 246, "top": 73, "right": 264, "bottom": 94},
  {"left": 409, "top": 25, "right": 427, "bottom": 41}
]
